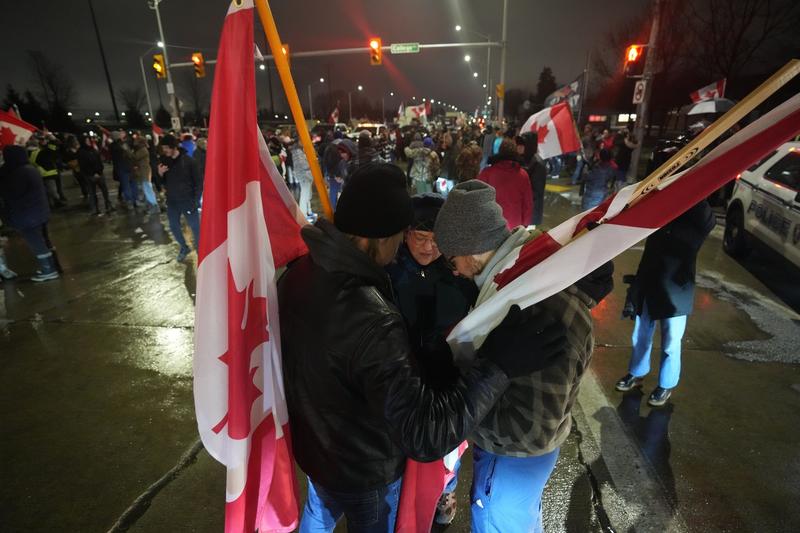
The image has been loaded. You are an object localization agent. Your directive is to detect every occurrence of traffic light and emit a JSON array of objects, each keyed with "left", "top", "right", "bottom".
[
  {"left": 369, "top": 38, "right": 382, "bottom": 66},
  {"left": 192, "top": 52, "right": 205, "bottom": 78},
  {"left": 152, "top": 53, "right": 166, "bottom": 79},
  {"left": 623, "top": 44, "right": 646, "bottom": 77}
]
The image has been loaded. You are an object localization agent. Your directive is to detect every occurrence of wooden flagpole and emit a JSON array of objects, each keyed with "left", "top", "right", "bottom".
[
  {"left": 627, "top": 59, "right": 800, "bottom": 208},
  {"left": 254, "top": 0, "right": 334, "bottom": 221}
]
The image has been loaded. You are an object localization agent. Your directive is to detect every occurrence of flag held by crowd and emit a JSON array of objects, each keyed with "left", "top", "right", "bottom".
[
  {"left": 520, "top": 102, "right": 581, "bottom": 160},
  {"left": 449, "top": 92, "right": 800, "bottom": 353},
  {"left": 0, "top": 109, "right": 37, "bottom": 149},
  {"left": 545, "top": 75, "right": 583, "bottom": 114},
  {"left": 690, "top": 79, "right": 727, "bottom": 103},
  {"left": 193, "top": 1, "right": 307, "bottom": 531}
]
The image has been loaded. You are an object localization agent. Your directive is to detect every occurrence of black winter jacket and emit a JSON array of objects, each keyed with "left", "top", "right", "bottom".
[
  {"left": 634, "top": 200, "right": 715, "bottom": 320},
  {"left": 278, "top": 220, "right": 510, "bottom": 492},
  {"left": 0, "top": 146, "right": 49, "bottom": 230},
  {"left": 77, "top": 146, "right": 104, "bottom": 177},
  {"left": 162, "top": 151, "right": 200, "bottom": 210}
]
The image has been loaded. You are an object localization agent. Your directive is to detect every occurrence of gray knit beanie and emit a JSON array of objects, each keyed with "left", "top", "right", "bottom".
[{"left": 434, "top": 180, "right": 510, "bottom": 257}]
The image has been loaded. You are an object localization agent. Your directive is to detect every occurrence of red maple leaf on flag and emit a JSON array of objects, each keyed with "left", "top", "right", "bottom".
[
  {"left": 537, "top": 122, "right": 550, "bottom": 143},
  {"left": 212, "top": 265, "right": 269, "bottom": 440},
  {"left": 0, "top": 126, "right": 17, "bottom": 148}
]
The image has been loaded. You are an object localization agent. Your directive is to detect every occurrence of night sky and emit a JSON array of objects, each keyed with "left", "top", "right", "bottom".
[{"left": 0, "top": 0, "right": 647, "bottom": 117}]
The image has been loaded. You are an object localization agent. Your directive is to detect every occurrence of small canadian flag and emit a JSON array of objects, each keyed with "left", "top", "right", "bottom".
[{"left": 690, "top": 79, "right": 726, "bottom": 103}]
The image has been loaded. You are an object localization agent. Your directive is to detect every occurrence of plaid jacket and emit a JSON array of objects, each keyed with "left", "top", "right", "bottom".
[{"left": 468, "top": 229, "right": 595, "bottom": 457}]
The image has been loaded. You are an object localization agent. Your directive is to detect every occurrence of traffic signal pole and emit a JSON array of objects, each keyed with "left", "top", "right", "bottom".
[
  {"left": 497, "top": 0, "right": 508, "bottom": 121},
  {"left": 150, "top": 0, "right": 181, "bottom": 130},
  {"left": 629, "top": 0, "right": 662, "bottom": 182}
]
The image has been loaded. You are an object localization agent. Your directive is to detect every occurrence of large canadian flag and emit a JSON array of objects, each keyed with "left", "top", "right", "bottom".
[
  {"left": 690, "top": 79, "right": 727, "bottom": 103},
  {"left": 520, "top": 102, "right": 581, "bottom": 160},
  {"left": 0, "top": 109, "right": 37, "bottom": 149},
  {"left": 449, "top": 92, "right": 800, "bottom": 353},
  {"left": 194, "top": 1, "right": 307, "bottom": 532}
]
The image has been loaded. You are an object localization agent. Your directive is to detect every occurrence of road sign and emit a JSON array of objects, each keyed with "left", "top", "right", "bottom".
[
  {"left": 390, "top": 42, "right": 420, "bottom": 54},
  {"left": 171, "top": 117, "right": 181, "bottom": 130},
  {"left": 496, "top": 83, "right": 505, "bottom": 99},
  {"left": 632, "top": 80, "right": 647, "bottom": 104}
]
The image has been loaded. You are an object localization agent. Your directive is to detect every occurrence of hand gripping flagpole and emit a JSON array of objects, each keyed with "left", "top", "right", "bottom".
[{"left": 254, "top": 0, "right": 334, "bottom": 221}]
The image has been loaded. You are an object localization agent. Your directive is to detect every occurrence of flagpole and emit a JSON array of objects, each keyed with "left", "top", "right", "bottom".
[{"left": 254, "top": 0, "right": 334, "bottom": 221}]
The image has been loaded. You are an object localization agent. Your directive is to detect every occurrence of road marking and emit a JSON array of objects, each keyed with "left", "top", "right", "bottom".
[
  {"left": 546, "top": 184, "right": 575, "bottom": 193},
  {"left": 575, "top": 370, "right": 690, "bottom": 533}
]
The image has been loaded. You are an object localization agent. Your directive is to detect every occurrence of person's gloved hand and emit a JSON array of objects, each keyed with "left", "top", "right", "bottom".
[{"left": 480, "top": 305, "right": 568, "bottom": 379}]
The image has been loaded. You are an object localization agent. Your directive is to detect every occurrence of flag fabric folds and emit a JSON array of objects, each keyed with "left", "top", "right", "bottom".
[
  {"left": 194, "top": 1, "right": 307, "bottom": 532},
  {"left": 329, "top": 107, "right": 339, "bottom": 124},
  {"left": 0, "top": 109, "right": 37, "bottom": 149},
  {"left": 449, "top": 93, "right": 800, "bottom": 354},
  {"left": 690, "top": 79, "right": 727, "bottom": 103},
  {"left": 520, "top": 102, "right": 581, "bottom": 160}
]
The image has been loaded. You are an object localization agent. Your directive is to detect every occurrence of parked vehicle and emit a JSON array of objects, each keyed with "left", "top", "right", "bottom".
[{"left": 724, "top": 141, "right": 800, "bottom": 269}]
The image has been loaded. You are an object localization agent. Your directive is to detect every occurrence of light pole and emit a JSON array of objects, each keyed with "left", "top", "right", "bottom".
[
  {"left": 148, "top": 0, "right": 180, "bottom": 130},
  {"left": 308, "top": 77, "right": 324, "bottom": 120},
  {"left": 456, "top": 25, "right": 492, "bottom": 112},
  {"left": 138, "top": 44, "right": 159, "bottom": 125},
  {"left": 348, "top": 85, "right": 363, "bottom": 123}
]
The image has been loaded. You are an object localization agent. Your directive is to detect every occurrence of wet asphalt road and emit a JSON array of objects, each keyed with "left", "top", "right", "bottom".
[{"left": 1, "top": 174, "right": 799, "bottom": 532}]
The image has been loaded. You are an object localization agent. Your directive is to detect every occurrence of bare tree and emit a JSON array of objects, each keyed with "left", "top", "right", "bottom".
[
  {"left": 119, "top": 87, "right": 146, "bottom": 112},
  {"left": 27, "top": 50, "right": 75, "bottom": 112},
  {"left": 686, "top": 0, "right": 800, "bottom": 81}
]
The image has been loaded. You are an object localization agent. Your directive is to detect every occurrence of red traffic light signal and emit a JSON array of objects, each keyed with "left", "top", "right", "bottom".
[
  {"left": 623, "top": 44, "right": 646, "bottom": 77},
  {"left": 152, "top": 54, "right": 166, "bottom": 79},
  {"left": 369, "top": 37, "right": 382, "bottom": 66},
  {"left": 192, "top": 52, "right": 205, "bottom": 78}
]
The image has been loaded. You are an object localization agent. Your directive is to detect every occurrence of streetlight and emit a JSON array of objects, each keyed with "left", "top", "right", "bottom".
[
  {"left": 67, "top": 112, "right": 73, "bottom": 117},
  {"left": 464, "top": 54, "right": 471, "bottom": 62},
  {"left": 473, "top": 72, "right": 479, "bottom": 78},
  {"left": 259, "top": 64, "right": 266, "bottom": 71},
  {"left": 389, "top": 92, "right": 394, "bottom": 96},
  {"left": 454, "top": 23, "right": 493, "bottom": 110},
  {"left": 349, "top": 85, "right": 364, "bottom": 122},
  {"left": 149, "top": 0, "right": 180, "bottom": 129},
  {"left": 157, "top": 41, "right": 164, "bottom": 48},
  {"left": 358, "top": 85, "right": 363, "bottom": 91},
  {"left": 308, "top": 77, "right": 325, "bottom": 119},
  {"left": 94, "top": 112, "right": 100, "bottom": 117}
]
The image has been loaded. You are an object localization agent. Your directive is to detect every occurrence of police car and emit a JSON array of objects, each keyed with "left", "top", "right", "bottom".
[{"left": 724, "top": 142, "right": 800, "bottom": 267}]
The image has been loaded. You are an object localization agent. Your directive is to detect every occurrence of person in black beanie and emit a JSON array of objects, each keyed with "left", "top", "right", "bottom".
[{"left": 278, "top": 163, "right": 568, "bottom": 532}]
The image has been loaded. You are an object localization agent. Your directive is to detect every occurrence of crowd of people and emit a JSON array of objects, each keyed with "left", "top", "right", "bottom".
[
  {"left": 1, "top": 116, "right": 711, "bottom": 532},
  {"left": 0, "top": 127, "right": 208, "bottom": 280}
]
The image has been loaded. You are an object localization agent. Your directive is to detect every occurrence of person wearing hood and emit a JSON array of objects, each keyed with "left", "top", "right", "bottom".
[
  {"left": 156, "top": 134, "right": 201, "bottom": 262},
  {"left": 404, "top": 135, "right": 437, "bottom": 194},
  {"left": 110, "top": 130, "right": 137, "bottom": 210},
  {"left": 433, "top": 180, "right": 611, "bottom": 532},
  {"left": 0, "top": 145, "right": 59, "bottom": 281},
  {"left": 278, "top": 164, "right": 567, "bottom": 532},
  {"left": 477, "top": 138, "right": 533, "bottom": 229},
  {"left": 333, "top": 138, "right": 356, "bottom": 189},
  {"left": 356, "top": 131, "right": 383, "bottom": 167}
]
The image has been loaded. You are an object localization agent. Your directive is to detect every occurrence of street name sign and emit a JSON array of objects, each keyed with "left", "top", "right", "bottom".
[{"left": 390, "top": 42, "right": 420, "bottom": 54}]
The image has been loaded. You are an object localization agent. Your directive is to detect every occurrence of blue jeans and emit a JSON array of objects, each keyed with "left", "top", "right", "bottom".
[
  {"left": 166, "top": 204, "right": 200, "bottom": 252},
  {"left": 571, "top": 158, "right": 586, "bottom": 184},
  {"left": 327, "top": 179, "right": 341, "bottom": 211},
  {"left": 629, "top": 303, "right": 687, "bottom": 389},
  {"left": 471, "top": 447, "right": 560, "bottom": 533},
  {"left": 299, "top": 476, "right": 402, "bottom": 533},
  {"left": 118, "top": 171, "right": 138, "bottom": 205},
  {"left": 140, "top": 180, "right": 158, "bottom": 207}
]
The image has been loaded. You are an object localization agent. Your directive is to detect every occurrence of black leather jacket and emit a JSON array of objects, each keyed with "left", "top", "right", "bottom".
[{"left": 278, "top": 219, "right": 509, "bottom": 492}]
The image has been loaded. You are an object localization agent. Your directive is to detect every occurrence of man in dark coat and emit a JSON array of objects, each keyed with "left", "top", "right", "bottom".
[
  {"left": 278, "top": 163, "right": 567, "bottom": 531},
  {"left": 157, "top": 134, "right": 201, "bottom": 262},
  {"left": 0, "top": 145, "right": 59, "bottom": 281},
  {"left": 78, "top": 135, "right": 114, "bottom": 216},
  {"left": 616, "top": 199, "right": 715, "bottom": 406}
]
